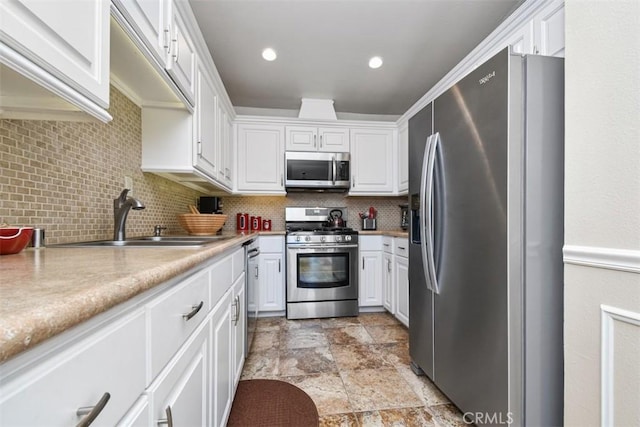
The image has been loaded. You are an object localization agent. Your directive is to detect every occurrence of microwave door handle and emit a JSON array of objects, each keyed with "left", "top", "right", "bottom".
[{"left": 332, "top": 156, "right": 336, "bottom": 185}]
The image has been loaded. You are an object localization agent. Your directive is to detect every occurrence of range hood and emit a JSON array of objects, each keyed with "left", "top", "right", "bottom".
[{"left": 298, "top": 98, "right": 337, "bottom": 120}]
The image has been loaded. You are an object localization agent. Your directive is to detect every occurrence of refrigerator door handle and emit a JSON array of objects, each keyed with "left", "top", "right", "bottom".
[
  {"left": 425, "top": 133, "right": 440, "bottom": 294},
  {"left": 420, "top": 135, "right": 434, "bottom": 291}
]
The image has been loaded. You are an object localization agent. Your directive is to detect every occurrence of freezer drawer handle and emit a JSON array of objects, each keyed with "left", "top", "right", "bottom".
[
  {"left": 76, "top": 392, "right": 110, "bottom": 427},
  {"left": 182, "top": 301, "right": 204, "bottom": 321}
]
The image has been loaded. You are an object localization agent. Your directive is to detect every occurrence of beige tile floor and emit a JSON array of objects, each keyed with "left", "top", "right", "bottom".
[{"left": 240, "top": 312, "right": 468, "bottom": 427}]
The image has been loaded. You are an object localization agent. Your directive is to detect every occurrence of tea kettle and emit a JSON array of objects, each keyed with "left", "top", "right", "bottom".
[{"left": 328, "top": 209, "right": 345, "bottom": 227}]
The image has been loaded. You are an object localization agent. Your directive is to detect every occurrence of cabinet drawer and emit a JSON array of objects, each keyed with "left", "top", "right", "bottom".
[
  {"left": 394, "top": 238, "right": 409, "bottom": 258},
  {"left": 259, "top": 236, "right": 283, "bottom": 253},
  {"left": 382, "top": 236, "right": 394, "bottom": 254},
  {"left": 231, "top": 247, "right": 245, "bottom": 282},
  {"left": 211, "top": 255, "right": 233, "bottom": 304},
  {"left": 149, "top": 269, "right": 210, "bottom": 380},
  {"left": 0, "top": 310, "right": 146, "bottom": 427},
  {"left": 359, "top": 235, "right": 382, "bottom": 251}
]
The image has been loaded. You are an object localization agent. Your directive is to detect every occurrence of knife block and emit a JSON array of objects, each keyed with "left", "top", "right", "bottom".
[{"left": 362, "top": 218, "right": 377, "bottom": 230}]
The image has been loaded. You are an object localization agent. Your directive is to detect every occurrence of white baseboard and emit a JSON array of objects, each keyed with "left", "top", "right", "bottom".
[{"left": 563, "top": 245, "right": 640, "bottom": 274}]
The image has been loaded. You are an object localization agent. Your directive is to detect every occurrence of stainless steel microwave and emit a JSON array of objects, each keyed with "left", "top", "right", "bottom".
[{"left": 285, "top": 152, "right": 350, "bottom": 190}]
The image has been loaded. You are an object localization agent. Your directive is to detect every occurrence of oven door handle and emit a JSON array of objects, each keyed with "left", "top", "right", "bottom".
[{"left": 289, "top": 244, "right": 358, "bottom": 251}]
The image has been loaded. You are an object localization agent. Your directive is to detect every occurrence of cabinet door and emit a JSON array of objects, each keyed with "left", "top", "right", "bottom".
[
  {"left": 166, "top": 2, "right": 196, "bottom": 105},
  {"left": 397, "top": 123, "right": 409, "bottom": 193},
  {"left": 350, "top": 128, "right": 394, "bottom": 194},
  {"left": 152, "top": 325, "right": 208, "bottom": 427},
  {"left": 395, "top": 255, "right": 409, "bottom": 327},
  {"left": 194, "top": 66, "right": 218, "bottom": 179},
  {"left": 232, "top": 273, "right": 246, "bottom": 385},
  {"left": 285, "top": 126, "right": 317, "bottom": 151},
  {"left": 211, "top": 292, "right": 233, "bottom": 427},
  {"left": 533, "top": 0, "right": 565, "bottom": 57},
  {"left": 217, "top": 107, "right": 232, "bottom": 188},
  {"left": 112, "top": 0, "right": 168, "bottom": 65},
  {"left": 237, "top": 124, "right": 285, "bottom": 192},
  {"left": 259, "top": 253, "right": 285, "bottom": 312},
  {"left": 318, "top": 127, "right": 350, "bottom": 152},
  {"left": 382, "top": 252, "right": 395, "bottom": 314},
  {"left": 359, "top": 250, "right": 383, "bottom": 307},
  {"left": 0, "top": 0, "right": 110, "bottom": 107}
]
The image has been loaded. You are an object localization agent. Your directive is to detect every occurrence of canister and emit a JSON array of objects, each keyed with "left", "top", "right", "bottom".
[{"left": 237, "top": 213, "right": 249, "bottom": 231}]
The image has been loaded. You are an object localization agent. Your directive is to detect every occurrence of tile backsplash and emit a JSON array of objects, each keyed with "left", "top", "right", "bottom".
[
  {"left": 221, "top": 194, "right": 408, "bottom": 231},
  {"left": 0, "top": 87, "right": 203, "bottom": 245},
  {"left": 1, "top": 86, "right": 407, "bottom": 244}
]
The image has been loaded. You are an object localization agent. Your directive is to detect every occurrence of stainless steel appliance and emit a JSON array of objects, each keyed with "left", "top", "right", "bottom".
[
  {"left": 285, "top": 152, "right": 350, "bottom": 190},
  {"left": 285, "top": 207, "right": 358, "bottom": 319},
  {"left": 399, "top": 204, "right": 408, "bottom": 230},
  {"left": 244, "top": 238, "right": 260, "bottom": 356},
  {"left": 409, "top": 48, "right": 564, "bottom": 426}
]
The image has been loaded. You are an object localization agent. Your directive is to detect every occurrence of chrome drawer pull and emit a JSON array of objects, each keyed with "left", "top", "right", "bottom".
[
  {"left": 182, "top": 301, "right": 204, "bottom": 321},
  {"left": 157, "top": 405, "right": 173, "bottom": 427},
  {"left": 76, "top": 392, "right": 110, "bottom": 427}
]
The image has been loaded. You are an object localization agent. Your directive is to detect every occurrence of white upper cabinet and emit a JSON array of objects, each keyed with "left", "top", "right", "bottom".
[
  {"left": 111, "top": 0, "right": 168, "bottom": 65},
  {"left": 533, "top": 0, "right": 565, "bottom": 57},
  {"left": 0, "top": 0, "right": 110, "bottom": 108},
  {"left": 166, "top": 2, "right": 196, "bottom": 105},
  {"left": 285, "top": 126, "right": 350, "bottom": 152},
  {"left": 217, "top": 105, "right": 233, "bottom": 189},
  {"left": 194, "top": 64, "right": 218, "bottom": 179},
  {"left": 398, "top": 123, "right": 409, "bottom": 194},
  {"left": 237, "top": 124, "right": 285, "bottom": 193},
  {"left": 350, "top": 128, "right": 395, "bottom": 194},
  {"left": 113, "top": 0, "right": 196, "bottom": 105}
]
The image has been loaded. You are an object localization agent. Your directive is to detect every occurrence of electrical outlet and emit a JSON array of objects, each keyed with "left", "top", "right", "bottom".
[{"left": 124, "top": 176, "right": 133, "bottom": 196}]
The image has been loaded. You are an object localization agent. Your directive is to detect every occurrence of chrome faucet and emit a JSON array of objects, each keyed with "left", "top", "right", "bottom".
[{"left": 113, "top": 189, "right": 145, "bottom": 241}]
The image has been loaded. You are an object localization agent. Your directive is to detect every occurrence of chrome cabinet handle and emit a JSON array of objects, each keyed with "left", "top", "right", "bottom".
[
  {"left": 182, "top": 301, "right": 204, "bottom": 321},
  {"left": 280, "top": 174, "right": 283, "bottom": 186},
  {"left": 232, "top": 296, "right": 240, "bottom": 325},
  {"left": 157, "top": 405, "right": 173, "bottom": 427},
  {"left": 76, "top": 392, "right": 110, "bottom": 427},
  {"left": 313, "top": 135, "right": 317, "bottom": 147},
  {"left": 387, "top": 259, "right": 391, "bottom": 272},
  {"left": 172, "top": 33, "right": 179, "bottom": 62},
  {"left": 255, "top": 265, "right": 259, "bottom": 278},
  {"left": 352, "top": 175, "right": 355, "bottom": 188},
  {"left": 320, "top": 135, "right": 323, "bottom": 148},
  {"left": 278, "top": 259, "right": 281, "bottom": 272},
  {"left": 362, "top": 257, "right": 365, "bottom": 270},
  {"left": 398, "top": 246, "right": 406, "bottom": 250},
  {"left": 163, "top": 28, "right": 171, "bottom": 52}
]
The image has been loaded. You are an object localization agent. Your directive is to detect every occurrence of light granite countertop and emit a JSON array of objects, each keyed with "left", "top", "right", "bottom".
[{"left": 0, "top": 231, "right": 285, "bottom": 364}]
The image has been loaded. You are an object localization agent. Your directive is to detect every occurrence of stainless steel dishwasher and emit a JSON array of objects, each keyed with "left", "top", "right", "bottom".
[{"left": 244, "top": 238, "right": 260, "bottom": 356}]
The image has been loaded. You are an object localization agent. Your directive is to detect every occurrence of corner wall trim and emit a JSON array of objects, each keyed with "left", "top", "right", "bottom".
[{"left": 563, "top": 245, "right": 640, "bottom": 274}]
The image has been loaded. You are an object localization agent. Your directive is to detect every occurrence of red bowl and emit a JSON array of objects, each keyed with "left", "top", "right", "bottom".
[{"left": 0, "top": 227, "right": 34, "bottom": 255}]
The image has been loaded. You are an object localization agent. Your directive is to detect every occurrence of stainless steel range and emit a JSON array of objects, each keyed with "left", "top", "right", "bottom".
[{"left": 286, "top": 207, "right": 359, "bottom": 319}]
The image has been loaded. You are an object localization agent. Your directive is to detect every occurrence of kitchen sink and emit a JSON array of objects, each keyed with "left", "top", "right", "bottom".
[{"left": 51, "top": 235, "right": 233, "bottom": 248}]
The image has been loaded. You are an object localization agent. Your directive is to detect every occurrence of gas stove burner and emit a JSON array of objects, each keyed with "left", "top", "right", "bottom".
[{"left": 314, "top": 227, "right": 354, "bottom": 233}]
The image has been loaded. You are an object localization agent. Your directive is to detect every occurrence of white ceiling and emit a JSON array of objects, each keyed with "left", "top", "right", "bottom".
[{"left": 189, "top": 0, "right": 522, "bottom": 116}]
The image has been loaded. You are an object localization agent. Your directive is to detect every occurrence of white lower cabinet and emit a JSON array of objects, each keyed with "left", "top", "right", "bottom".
[
  {"left": 210, "top": 291, "right": 233, "bottom": 427},
  {"left": 0, "top": 245, "right": 247, "bottom": 427},
  {"left": 394, "top": 254, "right": 409, "bottom": 327},
  {"left": 149, "top": 323, "right": 209, "bottom": 427},
  {"left": 382, "top": 236, "right": 395, "bottom": 314},
  {"left": 359, "top": 236, "right": 383, "bottom": 308},
  {"left": 258, "top": 236, "right": 285, "bottom": 314},
  {"left": 0, "top": 310, "right": 146, "bottom": 426}
]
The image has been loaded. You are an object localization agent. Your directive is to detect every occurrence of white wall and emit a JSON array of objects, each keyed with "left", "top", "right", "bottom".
[{"left": 564, "top": 1, "right": 640, "bottom": 426}]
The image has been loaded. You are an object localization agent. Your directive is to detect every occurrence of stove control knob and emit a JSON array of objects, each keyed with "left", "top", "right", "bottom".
[
  {"left": 345, "top": 235, "right": 351, "bottom": 241},
  {"left": 296, "top": 236, "right": 301, "bottom": 242},
  {"left": 305, "top": 236, "right": 311, "bottom": 242},
  {"left": 335, "top": 236, "right": 342, "bottom": 242},
  {"left": 320, "top": 236, "right": 326, "bottom": 242}
]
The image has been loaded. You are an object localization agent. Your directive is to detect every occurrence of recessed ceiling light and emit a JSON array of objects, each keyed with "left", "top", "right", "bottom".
[
  {"left": 262, "top": 48, "right": 277, "bottom": 61},
  {"left": 368, "top": 56, "right": 383, "bottom": 69}
]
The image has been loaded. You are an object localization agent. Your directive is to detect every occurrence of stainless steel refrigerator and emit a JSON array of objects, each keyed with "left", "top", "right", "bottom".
[{"left": 408, "top": 48, "right": 564, "bottom": 427}]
